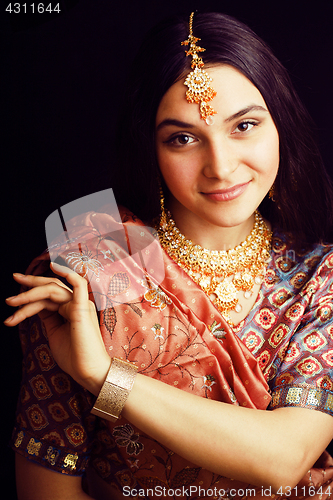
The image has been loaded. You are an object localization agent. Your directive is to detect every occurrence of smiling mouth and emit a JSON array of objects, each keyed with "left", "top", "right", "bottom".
[{"left": 201, "top": 181, "right": 251, "bottom": 201}]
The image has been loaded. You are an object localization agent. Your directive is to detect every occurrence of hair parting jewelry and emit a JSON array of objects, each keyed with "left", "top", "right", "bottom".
[
  {"left": 181, "top": 12, "right": 217, "bottom": 125},
  {"left": 157, "top": 210, "right": 272, "bottom": 325},
  {"left": 91, "top": 358, "right": 138, "bottom": 422}
]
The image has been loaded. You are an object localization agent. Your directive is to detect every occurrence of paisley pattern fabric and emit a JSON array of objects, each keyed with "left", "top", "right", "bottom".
[{"left": 10, "top": 208, "right": 333, "bottom": 498}]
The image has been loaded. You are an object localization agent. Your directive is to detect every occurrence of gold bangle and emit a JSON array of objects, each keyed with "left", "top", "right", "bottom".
[{"left": 91, "top": 357, "right": 138, "bottom": 422}]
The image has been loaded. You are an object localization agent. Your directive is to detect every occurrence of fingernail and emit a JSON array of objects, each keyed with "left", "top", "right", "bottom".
[
  {"left": 6, "top": 296, "right": 16, "bottom": 300},
  {"left": 13, "top": 273, "right": 25, "bottom": 278},
  {"left": 4, "top": 315, "right": 14, "bottom": 323}
]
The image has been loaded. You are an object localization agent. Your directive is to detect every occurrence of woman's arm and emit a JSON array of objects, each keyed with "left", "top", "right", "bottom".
[
  {"left": 123, "top": 373, "right": 333, "bottom": 492},
  {"left": 16, "top": 455, "right": 94, "bottom": 500},
  {"left": 6, "top": 267, "right": 333, "bottom": 493}
]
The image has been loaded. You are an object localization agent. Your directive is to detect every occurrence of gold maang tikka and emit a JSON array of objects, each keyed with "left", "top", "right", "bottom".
[{"left": 181, "top": 12, "right": 217, "bottom": 125}]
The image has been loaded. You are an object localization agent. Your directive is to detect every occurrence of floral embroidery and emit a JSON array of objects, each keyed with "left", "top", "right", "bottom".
[
  {"left": 284, "top": 302, "right": 305, "bottom": 321},
  {"left": 303, "top": 331, "right": 327, "bottom": 352},
  {"left": 257, "top": 350, "right": 271, "bottom": 371},
  {"left": 277, "top": 344, "right": 288, "bottom": 360},
  {"left": 229, "top": 388, "right": 237, "bottom": 403},
  {"left": 241, "top": 330, "right": 264, "bottom": 354},
  {"left": 115, "top": 469, "right": 137, "bottom": 488},
  {"left": 66, "top": 248, "right": 104, "bottom": 278},
  {"left": 127, "top": 457, "right": 140, "bottom": 469},
  {"left": 141, "top": 277, "right": 172, "bottom": 311},
  {"left": 272, "top": 237, "right": 286, "bottom": 253},
  {"left": 108, "top": 452, "right": 124, "bottom": 466},
  {"left": 92, "top": 457, "right": 112, "bottom": 478},
  {"left": 26, "top": 405, "right": 49, "bottom": 430},
  {"left": 322, "top": 350, "right": 333, "bottom": 367},
  {"left": 327, "top": 325, "right": 333, "bottom": 340},
  {"left": 317, "top": 375, "right": 333, "bottom": 391},
  {"left": 35, "top": 344, "right": 55, "bottom": 371},
  {"left": 284, "top": 342, "right": 302, "bottom": 363},
  {"left": 100, "top": 249, "right": 116, "bottom": 261},
  {"left": 201, "top": 374, "right": 216, "bottom": 392},
  {"left": 254, "top": 307, "right": 277, "bottom": 330},
  {"left": 68, "top": 393, "right": 91, "bottom": 417},
  {"left": 97, "top": 430, "right": 115, "bottom": 448},
  {"left": 290, "top": 272, "right": 308, "bottom": 289},
  {"left": 42, "top": 430, "right": 65, "bottom": 447},
  {"left": 151, "top": 323, "right": 164, "bottom": 340},
  {"left": 276, "top": 256, "right": 294, "bottom": 273},
  {"left": 316, "top": 304, "right": 333, "bottom": 323},
  {"left": 48, "top": 402, "right": 70, "bottom": 422},
  {"left": 301, "top": 277, "right": 320, "bottom": 297},
  {"left": 50, "top": 373, "right": 71, "bottom": 394},
  {"left": 295, "top": 356, "right": 323, "bottom": 378},
  {"left": 264, "top": 269, "right": 278, "bottom": 287},
  {"left": 268, "top": 324, "right": 290, "bottom": 348},
  {"left": 30, "top": 375, "right": 52, "bottom": 400},
  {"left": 113, "top": 424, "right": 144, "bottom": 456},
  {"left": 275, "top": 372, "right": 294, "bottom": 386},
  {"left": 65, "top": 424, "right": 87, "bottom": 446},
  {"left": 270, "top": 288, "right": 292, "bottom": 307},
  {"left": 208, "top": 321, "right": 226, "bottom": 340}
]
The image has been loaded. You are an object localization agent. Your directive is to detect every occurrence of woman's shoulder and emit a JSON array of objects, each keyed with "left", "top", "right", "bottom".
[
  {"left": 267, "top": 229, "right": 333, "bottom": 293},
  {"left": 271, "top": 229, "right": 333, "bottom": 269}
]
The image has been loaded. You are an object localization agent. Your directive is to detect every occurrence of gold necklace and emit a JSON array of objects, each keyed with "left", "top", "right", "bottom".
[{"left": 157, "top": 210, "right": 272, "bottom": 324}]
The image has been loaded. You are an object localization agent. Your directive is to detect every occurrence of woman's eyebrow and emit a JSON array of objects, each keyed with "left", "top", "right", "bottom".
[
  {"left": 156, "top": 106, "right": 268, "bottom": 131},
  {"left": 225, "top": 105, "right": 268, "bottom": 122},
  {"left": 156, "top": 118, "right": 195, "bottom": 132}
]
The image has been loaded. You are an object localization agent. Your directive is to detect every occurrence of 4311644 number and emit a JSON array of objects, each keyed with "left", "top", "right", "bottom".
[
  {"left": 276, "top": 486, "right": 333, "bottom": 497},
  {"left": 6, "top": 3, "right": 61, "bottom": 13}
]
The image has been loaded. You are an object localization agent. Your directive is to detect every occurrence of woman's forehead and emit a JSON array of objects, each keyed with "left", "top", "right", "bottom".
[{"left": 156, "top": 65, "right": 267, "bottom": 126}]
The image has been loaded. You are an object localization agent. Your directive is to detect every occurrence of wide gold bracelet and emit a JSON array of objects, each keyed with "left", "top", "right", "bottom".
[{"left": 91, "top": 357, "right": 138, "bottom": 422}]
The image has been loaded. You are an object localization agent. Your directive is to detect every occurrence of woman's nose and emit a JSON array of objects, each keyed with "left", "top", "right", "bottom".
[{"left": 202, "top": 141, "right": 239, "bottom": 179}]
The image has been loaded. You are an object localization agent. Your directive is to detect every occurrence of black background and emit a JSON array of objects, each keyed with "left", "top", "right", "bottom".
[{"left": 1, "top": 0, "right": 333, "bottom": 497}]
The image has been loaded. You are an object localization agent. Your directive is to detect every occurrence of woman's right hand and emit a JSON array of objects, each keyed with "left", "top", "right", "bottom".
[{"left": 4, "top": 263, "right": 110, "bottom": 395}]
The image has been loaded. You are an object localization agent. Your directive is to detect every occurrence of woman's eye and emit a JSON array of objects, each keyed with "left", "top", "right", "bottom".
[
  {"left": 167, "top": 134, "right": 196, "bottom": 146},
  {"left": 234, "top": 121, "right": 257, "bottom": 133}
]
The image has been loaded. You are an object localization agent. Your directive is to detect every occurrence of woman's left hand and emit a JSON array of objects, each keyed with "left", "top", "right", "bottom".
[{"left": 4, "top": 263, "right": 110, "bottom": 395}]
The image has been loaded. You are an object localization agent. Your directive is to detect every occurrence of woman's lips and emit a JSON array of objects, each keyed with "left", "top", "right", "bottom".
[{"left": 202, "top": 181, "right": 250, "bottom": 201}]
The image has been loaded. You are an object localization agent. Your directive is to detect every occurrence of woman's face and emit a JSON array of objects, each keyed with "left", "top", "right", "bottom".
[{"left": 155, "top": 65, "right": 279, "bottom": 242}]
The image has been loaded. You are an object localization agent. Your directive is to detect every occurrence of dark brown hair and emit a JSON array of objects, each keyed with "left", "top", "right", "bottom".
[{"left": 114, "top": 12, "right": 333, "bottom": 246}]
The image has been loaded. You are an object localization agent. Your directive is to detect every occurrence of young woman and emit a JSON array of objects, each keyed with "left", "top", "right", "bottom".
[{"left": 5, "top": 12, "right": 333, "bottom": 500}]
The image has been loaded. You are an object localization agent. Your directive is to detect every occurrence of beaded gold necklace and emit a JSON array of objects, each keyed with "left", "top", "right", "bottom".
[{"left": 157, "top": 210, "right": 272, "bottom": 324}]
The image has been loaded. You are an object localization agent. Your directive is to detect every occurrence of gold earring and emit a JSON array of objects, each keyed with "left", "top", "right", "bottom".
[
  {"left": 158, "top": 177, "right": 167, "bottom": 229},
  {"left": 269, "top": 184, "right": 275, "bottom": 202}
]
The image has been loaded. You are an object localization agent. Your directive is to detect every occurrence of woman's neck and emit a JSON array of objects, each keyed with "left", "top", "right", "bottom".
[{"left": 169, "top": 203, "right": 256, "bottom": 251}]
